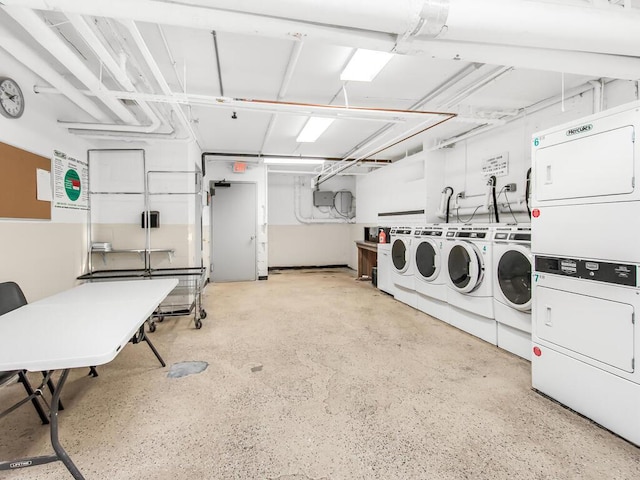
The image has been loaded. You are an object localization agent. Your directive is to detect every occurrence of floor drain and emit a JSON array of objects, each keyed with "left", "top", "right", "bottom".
[{"left": 167, "top": 361, "right": 208, "bottom": 378}]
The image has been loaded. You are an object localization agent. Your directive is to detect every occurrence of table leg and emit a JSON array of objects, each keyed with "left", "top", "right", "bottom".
[
  {"left": 0, "top": 369, "right": 84, "bottom": 479},
  {"left": 132, "top": 325, "right": 166, "bottom": 367},
  {"left": 50, "top": 369, "right": 84, "bottom": 479}
]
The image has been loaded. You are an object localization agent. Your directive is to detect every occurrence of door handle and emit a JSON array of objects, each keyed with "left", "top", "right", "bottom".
[{"left": 545, "top": 305, "right": 552, "bottom": 327}]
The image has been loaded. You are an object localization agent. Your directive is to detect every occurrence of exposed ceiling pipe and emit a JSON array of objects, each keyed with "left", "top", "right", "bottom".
[
  {"left": 0, "top": 24, "right": 110, "bottom": 121},
  {"left": 432, "top": 81, "right": 600, "bottom": 150},
  {"left": 441, "top": 66, "right": 514, "bottom": 108},
  {"left": 69, "top": 129, "right": 187, "bottom": 141},
  {"left": 121, "top": 19, "right": 202, "bottom": 149},
  {"left": 211, "top": 31, "right": 224, "bottom": 97},
  {"left": 338, "top": 62, "right": 483, "bottom": 162},
  {"left": 2, "top": 6, "right": 139, "bottom": 124},
  {"left": 411, "top": 39, "right": 640, "bottom": 80},
  {"left": 159, "top": 25, "right": 185, "bottom": 93},
  {"left": 8, "top": 0, "right": 640, "bottom": 79},
  {"left": 260, "top": 40, "right": 304, "bottom": 154},
  {"left": 1, "top": 0, "right": 396, "bottom": 51},
  {"left": 61, "top": 13, "right": 163, "bottom": 133}
]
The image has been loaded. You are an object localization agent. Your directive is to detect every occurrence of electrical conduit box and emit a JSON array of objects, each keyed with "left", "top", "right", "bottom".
[{"left": 313, "top": 190, "right": 334, "bottom": 207}]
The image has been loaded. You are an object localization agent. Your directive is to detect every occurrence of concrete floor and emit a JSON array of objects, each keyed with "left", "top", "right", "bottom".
[{"left": 1, "top": 268, "right": 639, "bottom": 479}]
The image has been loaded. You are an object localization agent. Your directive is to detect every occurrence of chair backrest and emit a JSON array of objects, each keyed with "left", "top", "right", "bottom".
[{"left": 0, "top": 281, "right": 27, "bottom": 316}]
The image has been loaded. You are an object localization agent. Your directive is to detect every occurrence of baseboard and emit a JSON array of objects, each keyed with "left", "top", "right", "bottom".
[
  {"left": 268, "top": 264, "right": 350, "bottom": 271},
  {"left": 258, "top": 275, "right": 268, "bottom": 281}
]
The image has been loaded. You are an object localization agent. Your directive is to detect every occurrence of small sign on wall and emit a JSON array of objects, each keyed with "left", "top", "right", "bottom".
[{"left": 481, "top": 152, "right": 509, "bottom": 178}]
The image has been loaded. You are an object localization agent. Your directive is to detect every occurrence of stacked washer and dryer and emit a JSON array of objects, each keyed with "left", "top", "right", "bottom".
[{"left": 531, "top": 101, "right": 640, "bottom": 446}]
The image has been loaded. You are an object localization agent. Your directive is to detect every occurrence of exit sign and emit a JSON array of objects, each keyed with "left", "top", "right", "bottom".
[{"left": 233, "top": 162, "right": 247, "bottom": 173}]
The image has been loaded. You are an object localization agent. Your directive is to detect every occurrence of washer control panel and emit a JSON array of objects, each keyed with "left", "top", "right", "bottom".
[{"left": 535, "top": 255, "right": 637, "bottom": 287}]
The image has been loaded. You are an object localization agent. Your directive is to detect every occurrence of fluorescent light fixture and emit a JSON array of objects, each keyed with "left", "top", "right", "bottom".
[
  {"left": 296, "top": 117, "right": 335, "bottom": 143},
  {"left": 340, "top": 49, "right": 394, "bottom": 82},
  {"left": 263, "top": 157, "right": 325, "bottom": 165}
]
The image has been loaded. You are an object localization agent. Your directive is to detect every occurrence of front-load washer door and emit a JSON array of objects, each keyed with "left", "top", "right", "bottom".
[
  {"left": 496, "top": 246, "right": 532, "bottom": 311},
  {"left": 392, "top": 238, "right": 409, "bottom": 273},
  {"left": 415, "top": 239, "right": 440, "bottom": 281},
  {"left": 448, "top": 241, "right": 483, "bottom": 293}
]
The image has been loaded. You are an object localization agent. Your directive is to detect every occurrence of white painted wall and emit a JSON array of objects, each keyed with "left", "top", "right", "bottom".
[
  {"left": 87, "top": 140, "right": 203, "bottom": 271},
  {"left": 268, "top": 173, "right": 355, "bottom": 268},
  {"left": 204, "top": 159, "right": 268, "bottom": 278},
  {"left": 356, "top": 79, "right": 640, "bottom": 227},
  {"left": 0, "top": 49, "right": 95, "bottom": 301}
]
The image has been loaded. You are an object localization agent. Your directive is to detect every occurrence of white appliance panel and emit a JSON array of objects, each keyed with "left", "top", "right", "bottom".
[
  {"left": 532, "top": 345, "right": 640, "bottom": 446},
  {"left": 532, "top": 201, "right": 640, "bottom": 263},
  {"left": 377, "top": 244, "right": 392, "bottom": 295},
  {"left": 534, "top": 286, "right": 634, "bottom": 373},
  {"left": 534, "top": 126, "right": 634, "bottom": 202}
]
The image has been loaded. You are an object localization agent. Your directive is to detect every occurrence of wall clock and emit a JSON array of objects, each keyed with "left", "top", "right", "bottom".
[{"left": 0, "top": 77, "right": 25, "bottom": 119}]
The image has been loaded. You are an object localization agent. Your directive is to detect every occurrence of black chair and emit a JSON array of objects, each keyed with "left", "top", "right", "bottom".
[{"left": 0, "top": 281, "right": 62, "bottom": 425}]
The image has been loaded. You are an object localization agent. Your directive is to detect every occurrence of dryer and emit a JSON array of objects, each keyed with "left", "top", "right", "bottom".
[
  {"left": 414, "top": 224, "right": 449, "bottom": 322},
  {"left": 390, "top": 226, "right": 417, "bottom": 308},
  {"left": 493, "top": 225, "right": 532, "bottom": 360},
  {"left": 445, "top": 224, "right": 496, "bottom": 344}
]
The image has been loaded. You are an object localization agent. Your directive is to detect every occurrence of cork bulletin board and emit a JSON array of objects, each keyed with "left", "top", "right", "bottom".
[{"left": 0, "top": 141, "right": 51, "bottom": 220}]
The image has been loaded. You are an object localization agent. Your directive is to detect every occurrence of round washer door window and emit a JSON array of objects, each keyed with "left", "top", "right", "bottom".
[
  {"left": 415, "top": 240, "right": 439, "bottom": 281},
  {"left": 391, "top": 238, "right": 407, "bottom": 272},
  {"left": 497, "top": 249, "right": 532, "bottom": 310},
  {"left": 448, "top": 242, "right": 482, "bottom": 293}
]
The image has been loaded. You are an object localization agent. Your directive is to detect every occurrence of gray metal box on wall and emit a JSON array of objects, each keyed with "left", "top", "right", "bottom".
[{"left": 313, "top": 190, "right": 334, "bottom": 207}]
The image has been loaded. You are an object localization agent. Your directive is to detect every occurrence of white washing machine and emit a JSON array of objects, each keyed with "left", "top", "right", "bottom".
[
  {"left": 445, "top": 224, "right": 496, "bottom": 344},
  {"left": 390, "top": 226, "right": 417, "bottom": 308},
  {"left": 493, "top": 225, "right": 532, "bottom": 360},
  {"left": 414, "top": 224, "right": 449, "bottom": 322},
  {"left": 531, "top": 100, "right": 640, "bottom": 446}
]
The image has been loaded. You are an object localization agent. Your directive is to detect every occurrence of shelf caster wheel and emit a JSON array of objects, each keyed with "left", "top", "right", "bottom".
[
  {"left": 157, "top": 316, "right": 165, "bottom": 323},
  {"left": 200, "top": 309, "right": 207, "bottom": 319},
  {"left": 195, "top": 319, "right": 202, "bottom": 329},
  {"left": 148, "top": 322, "right": 156, "bottom": 333}
]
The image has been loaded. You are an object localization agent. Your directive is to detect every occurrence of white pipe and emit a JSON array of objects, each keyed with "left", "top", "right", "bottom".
[
  {"left": 410, "top": 39, "right": 640, "bottom": 81},
  {"left": 7, "top": 0, "right": 640, "bottom": 79},
  {"left": 26, "top": 0, "right": 639, "bottom": 57},
  {"left": 64, "top": 13, "right": 162, "bottom": 132},
  {"left": 442, "top": 66, "right": 513, "bottom": 108},
  {"left": 589, "top": 80, "right": 602, "bottom": 114},
  {"left": 3, "top": 7, "right": 139, "bottom": 124},
  {"left": 425, "top": 0, "right": 640, "bottom": 57},
  {"left": 0, "top": 0, "right": 395, "bottom": 51},
  {"left": 0, "top": 24, "right": 110, "bottom": 121},
  {"left": 432, "top": 81, "right": 598, "bottom": 150},
  {"left": 294, "top": 178, "right": 355, "bottom": 224},
  {"left": 121, "top": 20, "right": 202, "bottom": 148}
]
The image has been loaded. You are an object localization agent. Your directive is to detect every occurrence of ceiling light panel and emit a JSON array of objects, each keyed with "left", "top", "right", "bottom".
[
  {"left": 340, "top": 49, "right": 394, "bottom": 82},
  {"left": 296, "top": 117, "right": 335, "bottom": 143}
]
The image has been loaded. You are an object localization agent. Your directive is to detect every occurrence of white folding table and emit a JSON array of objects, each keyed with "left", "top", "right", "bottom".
[{"left": 0, "top": 279, "right": 178, "bottom": 479}]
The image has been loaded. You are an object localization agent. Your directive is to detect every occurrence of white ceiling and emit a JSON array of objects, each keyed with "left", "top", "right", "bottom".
[{"left": 0, "top": 0, "right": 638, "bottom": 167}]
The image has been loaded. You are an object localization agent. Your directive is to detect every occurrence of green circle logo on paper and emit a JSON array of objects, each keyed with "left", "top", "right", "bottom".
[{"left": 64, "top": 169, "right": 81, "bottom": 201}]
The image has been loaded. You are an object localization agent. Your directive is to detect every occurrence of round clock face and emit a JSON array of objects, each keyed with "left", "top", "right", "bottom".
[{"left": 0, "top": 77, "right": 25, "bottom": 119}]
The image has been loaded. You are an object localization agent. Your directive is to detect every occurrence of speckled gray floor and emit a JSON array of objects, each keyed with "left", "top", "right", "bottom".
[{"left": 1, "top": 268, "right": 639, "bottom": 479}]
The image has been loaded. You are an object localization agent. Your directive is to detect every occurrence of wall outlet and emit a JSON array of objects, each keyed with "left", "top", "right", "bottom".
[{"left": 505, "top": 183, "right": 517, "bottom": 192}]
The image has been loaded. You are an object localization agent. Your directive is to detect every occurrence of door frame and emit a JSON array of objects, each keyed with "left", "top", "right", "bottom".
[{"left": 209, "top": 180, "right": 258, "bottom": 282}]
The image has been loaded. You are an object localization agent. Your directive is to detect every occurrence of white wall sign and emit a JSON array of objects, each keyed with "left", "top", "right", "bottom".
[
  {"left": 53, "top": 150, "right": 89, "bottom": 210},
  {"left": 481, "top": 152, "right": 509, "bottom": 178}
]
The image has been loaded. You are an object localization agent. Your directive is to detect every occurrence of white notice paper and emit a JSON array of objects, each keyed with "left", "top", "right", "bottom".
[{"left": 36, "top": 168, "right": 52, "bottom": 201}]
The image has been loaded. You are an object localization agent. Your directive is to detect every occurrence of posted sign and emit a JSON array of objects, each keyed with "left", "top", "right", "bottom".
[{"left": 53, "top": 150, "right": 89, "bottom": 210}]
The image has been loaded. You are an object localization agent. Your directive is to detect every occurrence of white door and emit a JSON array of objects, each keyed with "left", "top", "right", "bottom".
[{"left": 211, "top": 182, "right": 257, "bottom": 282}]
